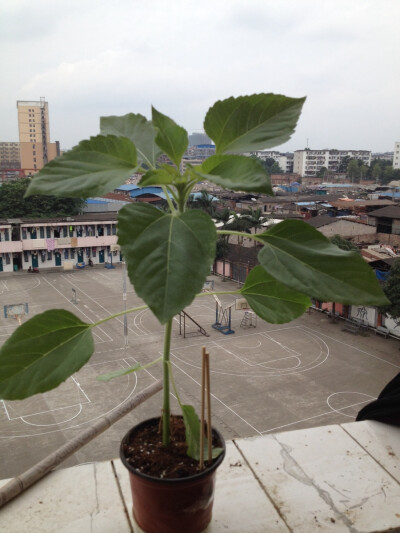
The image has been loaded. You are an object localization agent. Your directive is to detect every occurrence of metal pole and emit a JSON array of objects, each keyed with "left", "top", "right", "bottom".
[{"left": 123, "top": 261, "right": 128, "bottom": 346}]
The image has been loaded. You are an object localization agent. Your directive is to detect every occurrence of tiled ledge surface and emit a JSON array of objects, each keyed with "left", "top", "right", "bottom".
[{"left": 1, "top": 420, "right": 399, "bottom": 533}]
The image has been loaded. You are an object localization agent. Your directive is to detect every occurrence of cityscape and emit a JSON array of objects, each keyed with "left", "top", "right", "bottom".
[{"left": 1, "top": 0, "right": 400, "bottom": 529}]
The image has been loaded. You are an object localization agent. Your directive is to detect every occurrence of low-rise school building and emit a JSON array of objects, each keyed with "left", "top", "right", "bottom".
[{"left": 0, "top": 213, "right": 120, "bottom": 273}]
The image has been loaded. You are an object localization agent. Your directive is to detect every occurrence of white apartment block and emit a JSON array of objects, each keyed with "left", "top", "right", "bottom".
[
  {"left": 293, "top": 149, "right": 371, "bottom": 177},
  {"left": 250, "top": 150, "right": 294, "bottom": 173},
  {"left": 393, "top": 142, "right": 400, "bottom": 169}
]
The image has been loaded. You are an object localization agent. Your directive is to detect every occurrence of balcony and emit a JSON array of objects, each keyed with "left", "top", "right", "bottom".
[{"left": 1, "top": 420, "right": 399, "bottom": 532}]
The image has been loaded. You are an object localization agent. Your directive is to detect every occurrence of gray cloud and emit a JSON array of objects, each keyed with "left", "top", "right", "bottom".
[{"left": 1, "top": 0, "right": 399, "bottom": 152}]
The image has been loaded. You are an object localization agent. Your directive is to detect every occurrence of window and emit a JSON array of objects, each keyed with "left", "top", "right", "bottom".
[
  {"left": 64, "top": 249, "right": 69, "bottom": 259},
  {"left": 46, "top": 227, "right": 51, "bottom": 238},
  {"left": 40, "top": 227, "right": 45, "bottom": 238},
  {"left": 63, "top": 226, "right": 68, "bottom": 237},
  {"left": 47, "top": 251, "right": 52, "bottom": 261}
]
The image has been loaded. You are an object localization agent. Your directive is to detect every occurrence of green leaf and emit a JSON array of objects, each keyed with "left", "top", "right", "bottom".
[
  {"left": 152, "top": 107, "right": 188, "bottom": 167},
  {"left": 257, "top": 220, "right": 390, "bottom": 306},
  {"left": 117, "top": 204, "right": 216, "bottom": 323},
  {"left": 100, "top": 113, "right": 162, "bottom": 169},
  {"left": 204, "top": 93, "right": 306, "bottom": 154},
  {"left": 25, "top": 135, "right": 137, "bottom": 198},
  {"left": 181, "top": 404, "right": 201, "bottom": 460},
  {"left": 97, "top": 363, "right": 141, "bottom": 382},
  {"left": 0, "top": 310, "right": 94, "bottom": 400},
  {"left": 241, "top": 266, "right": 311, "bottom": 323},
  {"left": 181, "top": 405, "right": 222, "bottom": 461},
  {"left": 198, "top": 154, "right": 273, "bottom": 194},
  {"left": 138, "top": 166, "right": 179, "bottom": 187}
]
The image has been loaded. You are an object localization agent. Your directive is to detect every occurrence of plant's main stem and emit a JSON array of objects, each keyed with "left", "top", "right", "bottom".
[{"left": 162, "top": 318, "right": 173, "bottom": 446}]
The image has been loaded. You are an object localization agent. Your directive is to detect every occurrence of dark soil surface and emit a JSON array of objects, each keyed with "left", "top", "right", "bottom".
[{"left": 121, "top": 415, "right": 222, "bottom": 479}]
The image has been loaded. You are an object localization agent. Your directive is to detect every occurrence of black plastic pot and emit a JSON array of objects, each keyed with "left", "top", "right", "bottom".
[{"left": 120, "top": 417, "right": 226, "bottom": 533}]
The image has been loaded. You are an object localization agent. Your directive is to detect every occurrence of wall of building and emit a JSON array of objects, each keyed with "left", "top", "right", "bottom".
[
  {"left": 0, "top": 219, "right": 121, "bottom": 272},
  {"left": 316, "top": 220, "right": 377, "bottom": 238},
  {"left": 393, "top": 142, "right": 400, "bottom": 170}
]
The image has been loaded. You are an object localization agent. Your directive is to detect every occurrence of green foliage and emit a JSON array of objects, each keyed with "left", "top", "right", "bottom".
[
  {"left": 26, "top": 135, "right": 138, "bottom": 198},
  {"left": 330, "top": 235, "right": 360, "bottom": 253},
  {"left": 380, "top": 259, "right": 400, "bottom": 319},
  {"left": 0, "top": 93, "right": 389, "bottom": 458},
  {"left": 241, "top": 266, "right": 311, "bottom": 323},
  {"left": 204, "top": 93, "right": 306, "bottom": 153},
  {"left": 0, "top": 310, "right": 93, "bottom": 400},
  {"left": 199, "top": 155, "right": 273, "bottom": 194},
  {"left": 257, "top": 220, "right": 388, "bottom": 306},
  {"left": 117, "top": 203, "right": 216, "bottom": 324},
  {"left": 0, "top": 178, "right": 85, "bottom": 218}
]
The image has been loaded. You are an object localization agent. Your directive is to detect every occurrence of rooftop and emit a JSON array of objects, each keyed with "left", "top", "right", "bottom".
[{"left": 1, "top": 420, "right": 399, "bottom": 532}]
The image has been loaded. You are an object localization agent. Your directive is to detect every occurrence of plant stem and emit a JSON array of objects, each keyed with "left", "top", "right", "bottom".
[
  {"left": 91, "top": 305, "right": 148, "bottom": 327},
  {"left": 162, "top": 318, "right": 173, "bottom": 446},
  {"left": 217, "top": 229, "right": 264, "bottom": 244}
]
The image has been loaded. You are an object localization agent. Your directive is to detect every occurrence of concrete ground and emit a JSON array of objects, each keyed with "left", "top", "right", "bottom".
[{"left": 0, "top": 266, "right": 399, "bottom": 479}]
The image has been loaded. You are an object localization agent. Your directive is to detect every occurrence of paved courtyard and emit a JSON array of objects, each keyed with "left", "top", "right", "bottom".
[{"left": 0, "top": 266, "right": 399, "bottom": 479}]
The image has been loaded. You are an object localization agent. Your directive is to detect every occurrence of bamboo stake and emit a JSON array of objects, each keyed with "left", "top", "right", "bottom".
[
  {"left": 205, "top": 350, "right": 212, "bottom": 463},
  {"left": 0, "top": 380, "right": 162, "bottom": 509},
  {"left": 200, "top": 346, "right": 206, "bottom": 469}
]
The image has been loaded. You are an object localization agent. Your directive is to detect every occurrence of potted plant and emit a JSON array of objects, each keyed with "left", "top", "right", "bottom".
[{"left": 0, "top": 93, "right": 389, "bottom": 532}]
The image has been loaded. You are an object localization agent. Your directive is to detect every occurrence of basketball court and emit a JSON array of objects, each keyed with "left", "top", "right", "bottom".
[{"left": 0, "top": 267, "right": 399, "bottom": 478}]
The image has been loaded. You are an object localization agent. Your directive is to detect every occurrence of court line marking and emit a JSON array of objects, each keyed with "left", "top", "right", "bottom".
[
  {"left": 61, "top": 273, "right": 151, "bottom": 338},
  {"left": 43, "top": 277, "right": 113, "bottom": 342},
  {"left": 170, "top": 359, "right": 262, "bottom": 436},
  {"left": 170, "top": 328, "right": 329, "bottom": 376},
  {"left": 302, "top": 325, "right": 400, "bottom": 369},
  {"left": 0, "top": 361, "right": 142, "bottom": 438},
  {"left": 261, "top": 397, "right": 376, "bottom": 434},
  {"left": 326, "top": 392, "right": 376, "bottom": 418}
]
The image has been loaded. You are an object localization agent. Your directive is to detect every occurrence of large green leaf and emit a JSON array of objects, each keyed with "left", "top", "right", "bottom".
[
  {"left": 257, "top": 220, "right": 389, "bottom": 306},
  {"left": 26, "top": 135, "right": 137, "bottom": 198},
  {"left": 241, "top": 266, "right": 311, "bottom": 323},
  {"left": 152, "top": 107, "right": 188, "bottom": 167},
  {"left": 100, "top": 113, "right": 162, "bottom": 169},
  {"left": 138, "top": 166, "right": 179, "bottom": 187},
  {"left": 0, "top": 310, "right": 94, "bottom": 400},
  {"left": 198, "top": 154, "right": 273, "bottom": 194},
  {"left": 117, "top": 204, "right": 216, "bottom": 323},
  {"left": 204, "top": 93, "right": 306, "bottom": 154}
]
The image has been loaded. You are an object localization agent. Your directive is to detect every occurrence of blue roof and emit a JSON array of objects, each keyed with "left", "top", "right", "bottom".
[
  {"left": 87, "top": 199, "right": 108, "bottom": 204},
  {"left": 117, "top": 184, "right": 140, "bottom": 191}
]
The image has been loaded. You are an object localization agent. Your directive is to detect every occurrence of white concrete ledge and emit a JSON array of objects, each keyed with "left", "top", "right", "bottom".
[{"left": 1, "top": 421, "right": 399, "bottom": 532}]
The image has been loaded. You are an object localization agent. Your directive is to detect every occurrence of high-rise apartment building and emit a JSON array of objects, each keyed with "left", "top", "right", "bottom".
[
  {"left": 17, "top": 97, "right": 60, "bottom": 176},
  {"left": 393, "top": 142, "right": 400, "bottom": 170},
  {"left": 293, "top": 149, "right": 371, "bottom": 177},
  {"left": 0, "top": 142, "right": 20, "bottom": 169},
  {"left": 188, "top": 132, "right": 212, "bottom": 146}
]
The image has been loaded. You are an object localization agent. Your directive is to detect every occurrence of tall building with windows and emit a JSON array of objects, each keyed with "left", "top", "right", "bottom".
[
  {"left": 293, "top": 149, "right": 371, "bottom": 177},
  {"left": 17, "top": 97, "right": 60, "bottom": 176},
  {"left": 393, "top": 142, "right": 400, "bottom": 170}
]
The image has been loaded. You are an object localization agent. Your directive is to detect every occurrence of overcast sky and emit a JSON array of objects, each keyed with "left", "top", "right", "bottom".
[{"left": 1, "top": 0, "right": 399, "bottom": 153}]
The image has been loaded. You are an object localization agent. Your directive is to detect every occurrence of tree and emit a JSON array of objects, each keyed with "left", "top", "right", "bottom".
[
  {"left": 338, "top": 155, "right": 351, "bottom": 173},
  {"left": 380, "top": 259, "right": 400, "bottom": 319},
  {"left": 251, "top": 155, "right": 283, "bottom": 174},
  {"left": 187, "top": 190, "right": 216, "bottom": 216},
  {"left": 317, "top": 166, "right": 328, "bottom": 178},
  {"left": 347, "top": 159, "right": 361, "bottom": 183},
  {"left": 0, "top": 178, "right": 85, "bottom": 218},
  {"left": 371, "top": 162, "right": 382, "bottom": 183},
  {"left": 330, "top": 235, "right": 360, "bottom": 253},
  {"left": 241, "top": 207, "right": 267, "bottom": 244}
]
